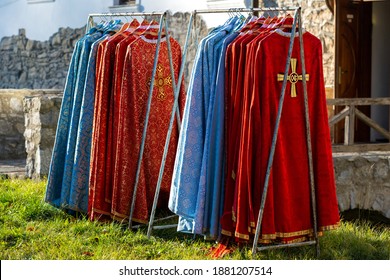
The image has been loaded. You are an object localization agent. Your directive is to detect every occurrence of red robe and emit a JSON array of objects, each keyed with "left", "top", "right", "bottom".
[
  {"left": 110, "top": 21, "right": 153, "bottom": 218},
  {"left": 221, "top": 18, "right": 276, "bottom": 239},
  {"left": 89, "top": 25, "right": 138, "bottom": 220},
  {"left": 88, "top": 37, "right": 110, "bottom": 219},
  {"left": 111, "top": 31, "right": 185, "bottom": 223},
  {"left": 237, "top": 30, "right": 339, "bottom": 243},
  {"left": 105, "top": 20, "right": 141, "bottom": 204}
]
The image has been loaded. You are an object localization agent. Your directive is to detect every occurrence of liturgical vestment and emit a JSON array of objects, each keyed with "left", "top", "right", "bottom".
[
  {"left": 223, "top": 29, "right": 340, "bottom": 243},
  {"left": 112, "top": 32, "right": 185, "bottom": 223}
]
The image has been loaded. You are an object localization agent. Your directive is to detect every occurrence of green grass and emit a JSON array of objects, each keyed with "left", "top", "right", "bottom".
[{"left": 0, "top": 178, "right": 389, "bottom": 260}]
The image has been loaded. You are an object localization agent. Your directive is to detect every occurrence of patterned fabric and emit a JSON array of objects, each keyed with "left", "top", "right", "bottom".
[
  {"left": 60, "top": 31, "right": 104, "bottom": 212},
  {"left": 88, "top": 28, "right": 136, "bottom": 220},
  {"left": 110, "top": 21, "right": 152, "bottom": 220},
  {"left": 169, "top": 18, "right": 240, "bottom": 237},
  {"left": 202, "top": 31, "right": 239, "bottom": 240},
  {"left": 112, "top": 32, "right": 185, "bottom": 223},
  {"left": 45, "top": 21, "right": 120, "bottom": 214},
  {"left": 68, "top": 34, "right": 108, "bottom": 213},
  {"left": 45, "top": 31, "right": 102, "bottom": 210}
]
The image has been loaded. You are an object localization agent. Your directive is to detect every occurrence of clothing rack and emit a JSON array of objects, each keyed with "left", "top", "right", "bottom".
[
  {"left": 86, "top": 7, "right": 320, "bottom": 259},
  {"left": 191, "top": 6, "right": 319, "bottom": 258},
  {"left": 143, "top": 6, "right": 319, "bottom": 258},
  {"left": 87, "top": 11, "right": 192, "bottom": 234}
]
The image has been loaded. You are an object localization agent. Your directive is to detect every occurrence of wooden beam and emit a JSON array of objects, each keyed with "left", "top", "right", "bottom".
[
  {"left": 329, "top": 106, "right": 350, "bottom": 126},
  {"left": 327, "top": 97, "right": 390, "bottom": 106},
  {"left": 332, "top": 143, "right": 390, "bottom": 153},
  {"left": 355, "top": 108, "right": 390, "bottom": 140},
  {"left": 347, "top": 105, "right": 355, "bottom": 145}
]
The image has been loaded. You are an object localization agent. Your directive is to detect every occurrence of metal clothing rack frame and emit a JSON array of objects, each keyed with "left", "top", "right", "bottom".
[
  {"left": 86, "top": 6, "right": 320, "bottom": 259},
  {"left": 144, "top": 6, "right": 320, "bottom": 258},
  {"left": 247, "top": 7, "right": 319, "bottom": 259},
  {"left": 86, "top": 11, "right": 184, "bottom": 232},
  {"left": 187, "top": 6, "right": 319, "bottom": 258}
]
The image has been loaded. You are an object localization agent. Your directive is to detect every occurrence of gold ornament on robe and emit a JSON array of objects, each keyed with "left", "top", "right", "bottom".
[
  {"left": 277, "top": 58, "right": 309, "bottom": 98},
  {"left": 155, "top": 64, "right": 172, "bottom": 101}
]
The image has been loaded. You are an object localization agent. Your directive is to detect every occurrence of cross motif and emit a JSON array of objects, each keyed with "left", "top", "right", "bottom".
[
  {"left": 277, "top": 58, "right": 309, "bottom": 98},
  {"left": 154, "top": 64, "right": 172, "bottom": 101}
]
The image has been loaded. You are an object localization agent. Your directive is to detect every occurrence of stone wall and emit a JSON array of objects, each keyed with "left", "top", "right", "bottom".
[
  {"left": 0, "top": 90, "right": 30, "bottom": 160},
  {"left": 0, "top": 27, "right": 84, "bottom": 89},
  {"left": 0, "top": 7, "right": 334, "bottom": 90},
  {"left": 23, "top": 91, "right": 62, "bottom": 178},
  {"left": 147, "top": 12, "right": 209, "bottom": 85}
]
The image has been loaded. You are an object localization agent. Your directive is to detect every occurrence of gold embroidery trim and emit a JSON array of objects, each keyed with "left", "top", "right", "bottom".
[
  {"left": 221, "top": 229, "right": 233, "bottom": 237},
  {"left": 235, "top": 231, "right": 250, "bottom": 240}
]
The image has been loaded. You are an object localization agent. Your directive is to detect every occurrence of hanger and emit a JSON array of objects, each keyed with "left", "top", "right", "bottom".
[
  {"left": 278, "top": 14, "right": 295, "bottom": 32},
  {"left": 124, "top": 18, "right": 141, "bottom": 33},
  {"left": 102, "top": 19, "right": 122, "bottom": 34},
  {"left": 131, "top": 19, "right": 151, "bottom": 36},
  {"left": 142, "top": 19, "right": 167, "bottom": 38}
]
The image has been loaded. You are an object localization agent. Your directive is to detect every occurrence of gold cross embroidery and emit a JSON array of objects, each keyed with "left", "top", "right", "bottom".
[
  {"left": 277, "top": 58, "right": 309, "bottom": 98},
  {"left": 155, "top": 64, "right": 172, "bottom": 101}
]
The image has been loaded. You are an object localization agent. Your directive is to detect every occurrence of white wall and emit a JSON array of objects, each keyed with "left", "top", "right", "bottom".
[
  {"left": 140, "top": 0, "right": 206, "bottom": 13},
  {"left": 0, "top": 0, "right": 110, "bottom": 41},
  {"left": 0, "top": 0, "right": 253, "bottom": 41},
  {"left": 371, "top": 0, "right": 390, "bottom": 141}
]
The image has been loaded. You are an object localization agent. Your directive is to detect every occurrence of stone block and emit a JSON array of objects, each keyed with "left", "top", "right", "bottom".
[
  {"left": 0, "top": 37, "right": 13, "bottom": 50},
  {"left": 0, "top": 119, "right": 14, "bottom": 135},
  {"left": 334, "top": 152, "right": 390, "bottom": 219},
  {"left": 10, "top": 97, "right": 23, "bottom": 112},
  {"left": 25, "top": 40, "right": 36, "bottom": 51},
  {"left": 20, "top": 91, "right": 62, "bottom": 178},
  {"left": 50, "top": 33, "right": 62, "bottom": 46}
]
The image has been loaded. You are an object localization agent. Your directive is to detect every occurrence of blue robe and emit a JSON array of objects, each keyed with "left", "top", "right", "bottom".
[
  {"left": 169, "top": 18, "right": 240, "bottom": 237},
  {"left": 68, "top": 35, "right": 108, "bottom": 213},
  {"left": 202, "top": 31, "right": 240, "bottom": 239},
  {"left": 45, "top": 36, "right": 85, "bottom": 209},
  {"left": 45, "top": 29, "right": 103, "bottom": 211},
  {"left": 61, "top": 31, "right": 103, "bottom": 211}
]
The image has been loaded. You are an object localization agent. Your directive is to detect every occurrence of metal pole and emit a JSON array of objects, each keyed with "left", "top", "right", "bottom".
[
  {"left": 193, "top": 7, "right": 297, "bottom": 15},
  {"left": 128, "top": 12, "right": 167, "bottom": 229},
  {"left": 298, "top": 9, "right": 320, "bottom": 258},
  {"left": 147, "top": 12, "right": 195, "bottom": 238},
  {"left": 251, "top": 8, "right": 301, "bottom": 258},
  {"left": 164, "top": 13, "right": 182, "bottom": 132},
  {"left": 257, "top": 240, "right": 316, "bottom": 251},
  {"left": 88, "top": 12, "right": 165, "bottom": 18}
]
